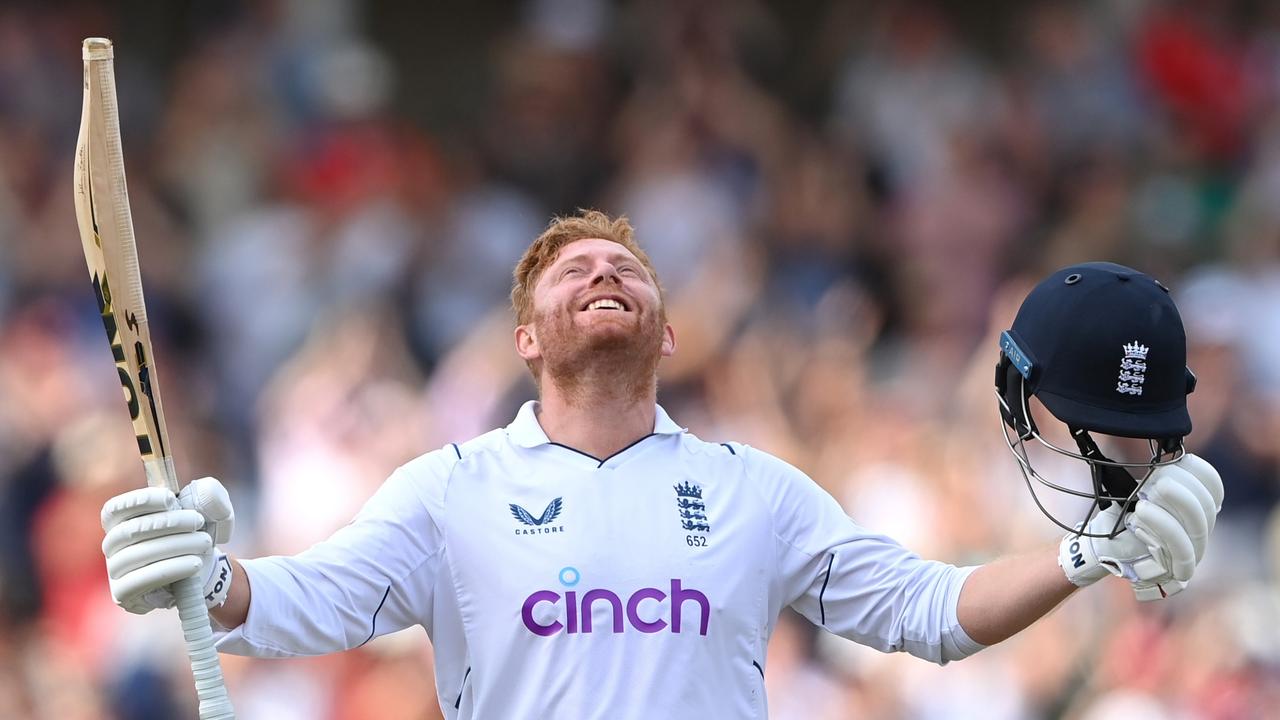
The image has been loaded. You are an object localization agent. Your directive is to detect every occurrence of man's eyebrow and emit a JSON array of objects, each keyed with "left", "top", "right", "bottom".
[
  {"left": 554, "top": 253, "right": 591, "bottom": 268},
  {"left": 553, "top": 251, "right": 641, "bottom": 268}
]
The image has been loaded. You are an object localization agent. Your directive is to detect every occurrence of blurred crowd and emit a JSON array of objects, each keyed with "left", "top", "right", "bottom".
[{"left": 1, "top": 0, "right": 1279, "bottom": 718}]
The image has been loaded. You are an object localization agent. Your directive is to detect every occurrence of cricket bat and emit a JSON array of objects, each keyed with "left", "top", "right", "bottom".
[{"left": 73, "top": 37, "right": 235, "bottom": 720}]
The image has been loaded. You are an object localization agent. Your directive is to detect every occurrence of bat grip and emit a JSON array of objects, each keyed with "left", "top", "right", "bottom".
[{"left": 172, "top": 574, "right": 236, "bottom": 719}]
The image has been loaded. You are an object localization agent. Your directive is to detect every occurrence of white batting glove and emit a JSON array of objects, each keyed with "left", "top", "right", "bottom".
[
  {"left": 101, "top": 477, "right": 235, "bottom": 614},
  {"left": 1059, "top": 453, "right": 1224, "bottom": 601}
]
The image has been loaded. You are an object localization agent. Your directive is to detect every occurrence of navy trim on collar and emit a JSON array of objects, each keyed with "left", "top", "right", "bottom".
[
  {"left": 547, "top": 433, "right": 661, "bottom": 468},
  {"left": 506, "top": 401, "right": 685, "bottom": 449}
]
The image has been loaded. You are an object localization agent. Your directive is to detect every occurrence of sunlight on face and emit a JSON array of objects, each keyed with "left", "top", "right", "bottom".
[
  {"left": 516, "top": 238, "right": 675, "bottom": 395},
  {"left": 532, "top": 238, "right": 663, "bottom": 323}
]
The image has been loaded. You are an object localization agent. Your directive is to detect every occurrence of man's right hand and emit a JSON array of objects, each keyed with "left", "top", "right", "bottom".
[{"left": 101, "top": 477, "right": 235, "bottom": 614}]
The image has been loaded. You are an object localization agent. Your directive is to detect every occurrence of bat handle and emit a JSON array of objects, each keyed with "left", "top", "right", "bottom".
[{"left": 172, "top": 574, "right": 236, "bottom": 719}]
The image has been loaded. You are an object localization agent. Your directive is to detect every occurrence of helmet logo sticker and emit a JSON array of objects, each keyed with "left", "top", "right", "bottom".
[{"left": 1117, "top": 342, "right": 1150, "bottom": 396}]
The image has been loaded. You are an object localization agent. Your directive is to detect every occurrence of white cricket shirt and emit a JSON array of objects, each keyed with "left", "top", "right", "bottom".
[{"left": 217, "top": 402, "right": 983, "bottom": 718}]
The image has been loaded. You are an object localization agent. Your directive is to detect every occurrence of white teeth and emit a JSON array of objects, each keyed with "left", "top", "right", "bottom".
[{"left": 587, "top": 299, "right": 624, "bottom": 311}]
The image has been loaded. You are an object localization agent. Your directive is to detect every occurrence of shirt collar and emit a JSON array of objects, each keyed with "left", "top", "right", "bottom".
[{"left": 507, "top": 400, "right": 686, "bottom": 449}]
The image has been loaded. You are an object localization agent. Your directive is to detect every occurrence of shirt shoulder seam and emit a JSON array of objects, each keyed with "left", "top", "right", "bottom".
[
  {"left": 719, "top": 444, "right": 800, "bottom": 584},
  {"left": 736, "top": 444, "right": 827, "bottom": 562}
]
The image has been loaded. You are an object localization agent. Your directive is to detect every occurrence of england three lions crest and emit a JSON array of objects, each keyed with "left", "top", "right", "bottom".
[
  {"left": 674, "top": 482, "right": 710, "bottom": 533},
  {"left": 1116, "top": 341, "right": 1149, "bottom": 396}
]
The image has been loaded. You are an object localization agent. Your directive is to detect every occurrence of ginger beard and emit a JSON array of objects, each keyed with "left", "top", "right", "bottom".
[{"left": 531, "top": 294, "right": 667, "bottom": 404}]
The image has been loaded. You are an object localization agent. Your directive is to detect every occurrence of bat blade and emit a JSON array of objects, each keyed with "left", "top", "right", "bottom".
[
  {"left": 73, "top": 37, "right": 177, "bottom": 493},
  {"left": 73, "top": 37, "right": 235, "bottom": 720}
]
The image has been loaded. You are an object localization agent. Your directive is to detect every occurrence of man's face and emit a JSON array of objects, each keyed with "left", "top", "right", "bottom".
[{"left": 516, "top": 238, "right": 675, "bottom": 390}]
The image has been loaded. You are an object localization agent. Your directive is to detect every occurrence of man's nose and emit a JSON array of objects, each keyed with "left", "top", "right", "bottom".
[{"left": 591, "top": 264, "right": 621, "bottom": 284}]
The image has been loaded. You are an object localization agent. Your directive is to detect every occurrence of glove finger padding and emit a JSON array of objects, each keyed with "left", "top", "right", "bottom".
[
  {"left": 1142, "top": 467, "right": 1211, "bottom": 562},
  {"left": 106, "top": 531, "right": 212, "bottom": 580},
  {"left": 1177, "top": 453, "right": 1224, "bottom": 511},
  {"left": 101, "top": 508, "right": 205, "bottom": 558},
  {"left": 1129, "top": 500, "right": 1197, "bottom": 582},
  {"left": 179, "top": 477, "right": 234, "bottom": 545},
  {"left": 101, "top": 487, "right": 179, "bottom": 532},
  {"left": 111, "top": 555, "right": 203, "bottom": 614},
  {"left": 1160, "top": 465, "right": 1219, "bottom": 538}
]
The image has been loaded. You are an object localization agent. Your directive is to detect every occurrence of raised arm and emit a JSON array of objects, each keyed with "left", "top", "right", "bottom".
[
  {"left": 955, "top": 544, "right": 1073, "bottom": 646},
  {"left": 102, "top": 448, "right": 458, "bottom": 657}
]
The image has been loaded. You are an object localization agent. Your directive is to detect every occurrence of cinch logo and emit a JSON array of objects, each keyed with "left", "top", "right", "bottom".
[{"left": 521, "top": 568, "right": 710, "bottom": 637}]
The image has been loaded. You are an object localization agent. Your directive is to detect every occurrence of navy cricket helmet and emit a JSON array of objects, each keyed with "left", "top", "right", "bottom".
[{"left": 995, "top": 262, "right": 1197, "bottom": 537}]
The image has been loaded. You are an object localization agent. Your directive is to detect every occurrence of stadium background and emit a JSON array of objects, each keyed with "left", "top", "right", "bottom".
[{"left": 1, "top": 0, "right": 1277, "bottom": 717}]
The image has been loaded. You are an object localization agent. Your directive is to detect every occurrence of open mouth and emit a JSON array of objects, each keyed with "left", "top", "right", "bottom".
[{"left": 580, "top": 297, "right": 630, "bottom": 312}]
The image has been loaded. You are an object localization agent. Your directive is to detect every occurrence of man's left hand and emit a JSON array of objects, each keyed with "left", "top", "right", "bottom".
[
  {"left": 1128, "top": 453, "right": 1223, "bottom": 600},
  {"left": 1059, "top": 453, "right": 1224, "bottom": 600}
]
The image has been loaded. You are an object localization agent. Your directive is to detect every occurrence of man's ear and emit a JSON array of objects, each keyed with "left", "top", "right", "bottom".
[
  {"left": 660, "top": 323, "right": 676, "bottom": 358},
  {"left": 515, "top": 324, "right": 540, "bottom": 362}
]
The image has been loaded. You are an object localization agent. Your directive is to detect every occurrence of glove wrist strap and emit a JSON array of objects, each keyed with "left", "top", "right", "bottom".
[
  {"left": 202, "top": 553, "right": 233, "bottom": 609},
  {"left": 1059, "top": 533, "right": 1109, "bottom": 587}
]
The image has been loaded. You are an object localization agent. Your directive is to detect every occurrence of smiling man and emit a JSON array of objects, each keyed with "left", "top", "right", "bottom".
[{"left": 99, "top": 210, "right": 1223, "bottom": 719}]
